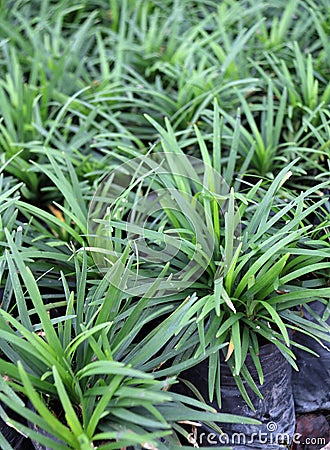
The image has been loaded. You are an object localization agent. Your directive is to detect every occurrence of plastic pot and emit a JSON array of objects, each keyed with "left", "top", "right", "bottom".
[
  {"left": 0, "top": 402, "right": 34, "bottom": 450},
  {"left": 175, "top": 342, "right": 295, "bottom": 449},
  {"left": 27, "top": 403, "right": 65, "bottom": 450},
  {"left": 292, "top": 300, "right": 330, "bottom": 413},
  {"left": 28, "top": 424, "right": 66, "bottom": 450}
]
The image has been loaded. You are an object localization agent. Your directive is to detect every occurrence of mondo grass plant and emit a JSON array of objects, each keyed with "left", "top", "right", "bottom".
[
  {"left": 90, "top": 112, "right": 330, "bottom": 410},
  {"left": 0, "top": 230, "right": 258, "bottom": 450}
]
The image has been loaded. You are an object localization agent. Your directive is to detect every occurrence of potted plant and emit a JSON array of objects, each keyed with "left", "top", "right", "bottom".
[
  {"left": 87, "top": 112, "right": 330, "bottom": 448},
  {"left": 0, "top": 229, "right": 258, "bottom": 450}
]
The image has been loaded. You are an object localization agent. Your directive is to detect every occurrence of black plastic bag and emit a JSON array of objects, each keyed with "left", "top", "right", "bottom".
[
  {"left": 0, "top": 402, "right": 34, "bottom": 450},
  {"left": 176, "top": 343, "right": 295, "bottom": 449},
  {"left": 292, "top": 300, "right": 330, "bottom": 413}
]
